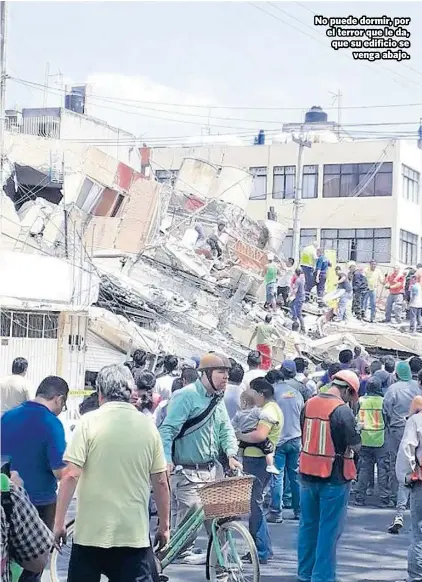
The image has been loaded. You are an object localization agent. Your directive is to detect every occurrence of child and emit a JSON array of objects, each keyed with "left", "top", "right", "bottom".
[{"left": 232, "top": 390, "right": 279, "bottom": 474}]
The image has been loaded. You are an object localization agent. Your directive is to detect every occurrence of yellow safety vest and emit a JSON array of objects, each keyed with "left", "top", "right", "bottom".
[
  {"left": 300, "top": 245, "right": 315, "bottom": 267},
  {"left": 358, "top": 395, "right": 385, "bottom": 448}
]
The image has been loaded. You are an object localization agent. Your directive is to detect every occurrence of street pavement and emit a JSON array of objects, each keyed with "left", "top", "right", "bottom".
[{"left": 43, "top": 501, "right": 410, "bottom": 582}]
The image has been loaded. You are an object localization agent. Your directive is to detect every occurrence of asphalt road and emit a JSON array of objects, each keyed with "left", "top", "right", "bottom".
[{"left": 42, "top": 502, "right": 410, "bottom": 582}]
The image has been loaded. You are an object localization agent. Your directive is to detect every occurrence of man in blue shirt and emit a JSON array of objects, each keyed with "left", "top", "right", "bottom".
[
  {"left": 1, "top": 375, "right": 68, "bottom": 582},
  {"left": 314, "top": 248, "right": 330, "bottom": 307}
]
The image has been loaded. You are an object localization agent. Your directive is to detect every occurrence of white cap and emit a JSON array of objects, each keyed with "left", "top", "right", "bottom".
[{"left": 267, "top": 252, "right": 275, "bottom": 261}]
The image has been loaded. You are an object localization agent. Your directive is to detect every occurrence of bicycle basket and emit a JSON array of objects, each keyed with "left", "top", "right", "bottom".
[{"left": 198, "top": 475, "right": 254, "bottom": 519}]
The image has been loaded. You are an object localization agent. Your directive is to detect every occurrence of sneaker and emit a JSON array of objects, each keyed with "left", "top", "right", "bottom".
[
  {"left": 183, "top": 552, "right": 207, "bottom": 565},
  {"left": 388, "top": 515, "right": 404, "bottom": 534},
  {"left": 266, "top": 465, "right": 280, "bottom": 475},
  {"left": 266, "top": 513, "right": 283, "bottom": 524},
  {"left": 353, "top": 498, "right": 366, "bottom": 507},
  {"left": 380, "top": 499, "right": 395, "bottom": 508}
]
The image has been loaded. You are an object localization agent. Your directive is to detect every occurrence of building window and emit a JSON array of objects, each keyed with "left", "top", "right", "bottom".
[
  {"left": 303, "top": 165, "right": 318, "bottom": 199},
  {"left": 400, "top": 229, "right": 418, "bottom": 265},
  {"left": 249, "top": 167, "right": 267, "bottom": 200},
  {"left": 273, "top": 166, "right": 295, "bottom": 199},
  {"left": 155, "top": 169, "right": 179, "bottom": 185},
  {"left": 272, "top": 165, "right": 318, "bottom": 200},
  {"left": 323, "top": 162, "right": 393, "bottom": 198},
  {"left": 0, "top": 311, "right": 59, "bottom": 339},
  {"left": 402, "top": 165, "right": 420, "bottom": 204},
  {"left": 282, "top": 228, "right": 317, "bottom": 258},
  {"left": 320, "top": 228, "right": 391, "bottom": 263}
]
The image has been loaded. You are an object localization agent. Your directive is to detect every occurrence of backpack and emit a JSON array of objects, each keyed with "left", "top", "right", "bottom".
[{"left": 1, "top": 474, "right": 23, "bottom": 582}]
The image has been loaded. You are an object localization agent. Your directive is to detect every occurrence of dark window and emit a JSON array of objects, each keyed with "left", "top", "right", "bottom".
[
  {"left": 402, "top": 165, "right": 420, "bottom": 204},
  {"left": 44, "top": 314, "right": 59, "bottom": 339},
  {"left": 400, "top": 229, "right": 418, "bottom": 265},
  {"left": 282, "top": 228, "right": 317, "bottom": 258},
  {"left": 0, "top": 311, "right": 59, "bottom": 339},
  {"left": 323, "top": 162, "right": 393, "bottom": 198},
  {"left": 321, "top": 228, "right": 391, "bottom": 263},
  {"left": 12, "top": 312, "right": 28, "bottom": 338},
  {"left": 155, "top": 169, "right": 179, "bottom": 186},
  {"left": 249, "top": 167, "right": 267, "bottom": 200},
  {"left": 28, "top": 313, "right": 44, "bottom": 339},
  {"left": 0, "top": 310, "right": 11, "bottom": 337}
]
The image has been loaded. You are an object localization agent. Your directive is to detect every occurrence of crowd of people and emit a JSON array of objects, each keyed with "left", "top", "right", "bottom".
[
  {"left": 264, "top": 241, "right": 422, "bottom": 333},
  {"left": 3, "top": 346, "right": 422, "bottom": 582}
]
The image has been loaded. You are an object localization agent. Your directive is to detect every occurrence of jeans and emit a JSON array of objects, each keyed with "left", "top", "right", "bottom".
[
  {"left": 363, "top": 289, "right": 377, "bottom": 321},
  {"left": 67, "top": 544, "right": 155, "bottom": 582},
  {"left": 291, "top": 297, "right": 305, "bottom": 332},
  {"left": 409, "top": 307, "right": 422, "bottom": 332},
  {"left": 338, "top": 292, "right": 352, "bottom": 321},
  {"left": 243, "top": 456, "right": 273, "bottom": 561},
  {"left": 354, "top": 445, "right": 390, "bottom": 502},
  {"left": 315, "top": 273, "right": 327, "bottom": 303},
  {"left": 385, "top": 293, "right": 403, "bottom": 323},
  {"left": 408, "top": 482, "right": 422, "bottom": 582},
  {"left": 19, "top": 502, "right": 56, "bottom": 582},
  {"left": 269, "top": 437, "right": 301, "bottom": 518},
  {"left": 298, "top": 480, "right": 351, "bottom": 582},
  {"left": 302, "top": 266, "right": 314, "bottom": 300}
]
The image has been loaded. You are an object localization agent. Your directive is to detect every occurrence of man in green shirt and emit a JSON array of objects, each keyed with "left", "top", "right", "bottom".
[
  {"left": 159, "top": 353, "right": 241, "bottom": 564},
  {"left": 264, "top": 252, "right": 278, "bottom": 311},
  {"left": 238, "top": 377, "right": 283, "bottom": 563},
  {"left": 249, "top": 314, "right": 285, "bottom": 371}
]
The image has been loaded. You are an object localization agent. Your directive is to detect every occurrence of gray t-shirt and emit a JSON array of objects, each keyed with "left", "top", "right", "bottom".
[
  {"left": 232, "top": 406, "right": 261, "bottom": 434},
  {"left": 274, "top": 381, "right": 304, "bottom": 446},
  {"left": 383, "top": 379, "right": 422, "bottom": 430}
]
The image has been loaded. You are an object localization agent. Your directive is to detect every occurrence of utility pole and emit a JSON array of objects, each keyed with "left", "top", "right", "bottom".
[
  {"left": 0, "top": 1, "right": 7, "bottom": 218},
  {"left": 62, "top": 156, "right": 69, "bottom": 259},
  {"left": 292, "top": 133, "right": 312, "bottom": 264},
  {"left": 43, "top": 62, "right": 50, "bottom": 108},
  {"left": 330, "top": 89, "right": 343, "bottom": 137}
]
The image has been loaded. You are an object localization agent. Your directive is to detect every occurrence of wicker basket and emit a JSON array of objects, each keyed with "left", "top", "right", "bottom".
[{"left": 198, "top": 475, "right": 254, "bottom": 519}]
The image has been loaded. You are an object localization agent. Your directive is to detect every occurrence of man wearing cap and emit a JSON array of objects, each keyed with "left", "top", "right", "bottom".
[
  {"left": 383, "top": 360, "right": 422, "bottom": 534},
  {"left": 159, "top": 353, "right": 241, "bottom": 564},
  {"left": 298, "top": 369, "right": 361, "bottom": 582},
  {"left": 280, "top": 360, "right": 313, "bottom": 403},
  {"left": 264, "top": 253, "right": 278, "bottom": 312}
]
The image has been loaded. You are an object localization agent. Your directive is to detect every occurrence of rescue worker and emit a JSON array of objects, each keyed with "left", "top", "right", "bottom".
[
  {"left": 395, "top": 391, "right": 422, "bottom": 582},
  {"left": 297, "top": 369, "right": 361, "bottom": 582},
  {"left": 348, "top": 261, "right": 368, "bottom": 320},
  {"left": 264, "top": 252, "right": 278, "bottom": 312},
  {"left": 299, "top": 240, "right": 318, "bottom": 301},
  {"left": 354, "top": 376, "right": 390, "bottom": 506},
  {"left": 159, "top": 352, "right": 241, "bottom": 564}
]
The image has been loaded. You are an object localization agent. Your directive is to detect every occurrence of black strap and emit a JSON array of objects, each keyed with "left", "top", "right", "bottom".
[{"left": 175, "top": 397, "right": 219, "bottom": 441}]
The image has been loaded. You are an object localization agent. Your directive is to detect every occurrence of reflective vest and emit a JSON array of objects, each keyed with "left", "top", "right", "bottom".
[
  {"left": 300, "top": 245, "right": 315, "bottom": 268},
  {"left": 300, "top": 394, "right": 357, "bottom": 481},
  {"left": 358, "top": 395, "right": 385, "bottom": 448}
]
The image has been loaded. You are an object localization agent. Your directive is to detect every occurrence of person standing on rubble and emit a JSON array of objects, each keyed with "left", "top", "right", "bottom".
[
  {"left": 277, "top": 257, "right": 295, "bottom": 307},
  {"left": 384, "top": 265, "right": 405, "bottom": 324},
  {"left": 409, "top": 274, "right": 422, "bottom": 333},
  {"left": 363, "top": 260, "right": 384, "bottom": 323},
  {"left": 159, "top": 353, "right": 241, "bottom": 565},
  {"left": 384, "top": 361, "right": 422, "bottom": 534},
  {"left": 291, "top": 268, "right": 306, "bottom": 334},
  {"left": 348, "top": 262, "right": 368, "bottom": 320},
  {"left": 299, "top": 240, "right": 318, "bottom": 301},
  {"left": 313, "top": 248, "right": 330, "bottom": 307},
  {"left": 335, "top": 266, "right": 353, "bottom": 322},
  {"left": 249, "top": 315, "right": 285, "bottom": 371},
  {"left": 264, "top": 252, "right": 278, "bottom": 312}
]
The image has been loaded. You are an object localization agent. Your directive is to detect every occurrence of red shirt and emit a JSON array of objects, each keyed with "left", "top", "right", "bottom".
[{"left": 386, "top": 272, "right": 405, "bottom": 295}]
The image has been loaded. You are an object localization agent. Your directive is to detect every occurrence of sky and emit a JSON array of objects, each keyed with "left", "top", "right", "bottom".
[{"left": 6, "top": 1, "right": 422, "bottom": 144}]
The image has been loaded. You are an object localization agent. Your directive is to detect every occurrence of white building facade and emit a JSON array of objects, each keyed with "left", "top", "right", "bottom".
[{"left": 151, "top": 139, "right": 422, "bottom": 266}]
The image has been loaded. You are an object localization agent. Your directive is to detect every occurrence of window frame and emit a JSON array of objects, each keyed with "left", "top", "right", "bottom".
[
  {"left": 402, "top": 164, "right": 420, "bottom": 204},
  {"left": 320, "top": 228, "right": 391, "bottom": 263},
  {"left": 249, "top": 166, "right": 268, "bottom": 201},
  {"left": 0, "top": 311, "right": 59, "bottom": 339},
  {"left": 322, "top": 162, "right": 393, "bottom": 198},
  {"left": 399, "top": 229, "right": 418, "bottom": 265}
]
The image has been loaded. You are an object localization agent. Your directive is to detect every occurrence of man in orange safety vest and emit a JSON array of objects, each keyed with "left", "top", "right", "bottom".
[{"left": 297, "top": 369, "right": 361, "bottom": 582}]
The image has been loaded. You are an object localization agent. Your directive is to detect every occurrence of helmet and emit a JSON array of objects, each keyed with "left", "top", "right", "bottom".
[
  {"left": 332, "top": 369, "right": 359, "bottom": 397},
  {"left": 198, "top": 352, "right": 231, "bottom": 371},
  {"left": 347, "top": 261, "right": 356, "bottom": 268}
]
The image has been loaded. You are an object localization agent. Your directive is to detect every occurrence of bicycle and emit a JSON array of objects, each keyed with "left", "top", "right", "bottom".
[{"left": 50, "top": 474, "right": 260, "bottom": 582}]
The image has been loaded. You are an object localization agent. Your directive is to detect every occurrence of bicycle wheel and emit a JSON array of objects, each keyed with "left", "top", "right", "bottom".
[
  {"left": 207, "top": 520, "right": 260, "bottom": 582},
  {"left": 49, "top": 521, "right": 74, "bottom": 582}
]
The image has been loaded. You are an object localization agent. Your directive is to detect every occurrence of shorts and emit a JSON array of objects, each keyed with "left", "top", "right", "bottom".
[{"left": 266, "top": 283, "right": 277, "bottom": 303}]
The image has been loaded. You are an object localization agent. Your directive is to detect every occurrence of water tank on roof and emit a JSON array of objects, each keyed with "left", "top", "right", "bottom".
[
  {"left": 305, "top": 106, "right": 328, "bottom": 124},
  {"left": 65, "top": 86, "right": 86, "bottom": 114}
]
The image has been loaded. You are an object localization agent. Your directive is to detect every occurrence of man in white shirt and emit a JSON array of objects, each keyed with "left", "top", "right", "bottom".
[
  {"left": 277, "top": 258, "right": 295, "bottom": 307},
  {"left": 0, "top": 357, "right": 32, "bottom": 415},
  {"left": 154, "top": 355, "right": 179, "bottom": 401},
  {"left": 224, "top": 360, "right": 246, "bottom": 420},
  {"left": 243, "top": 351, "right": 266, "bottom": 390}
]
